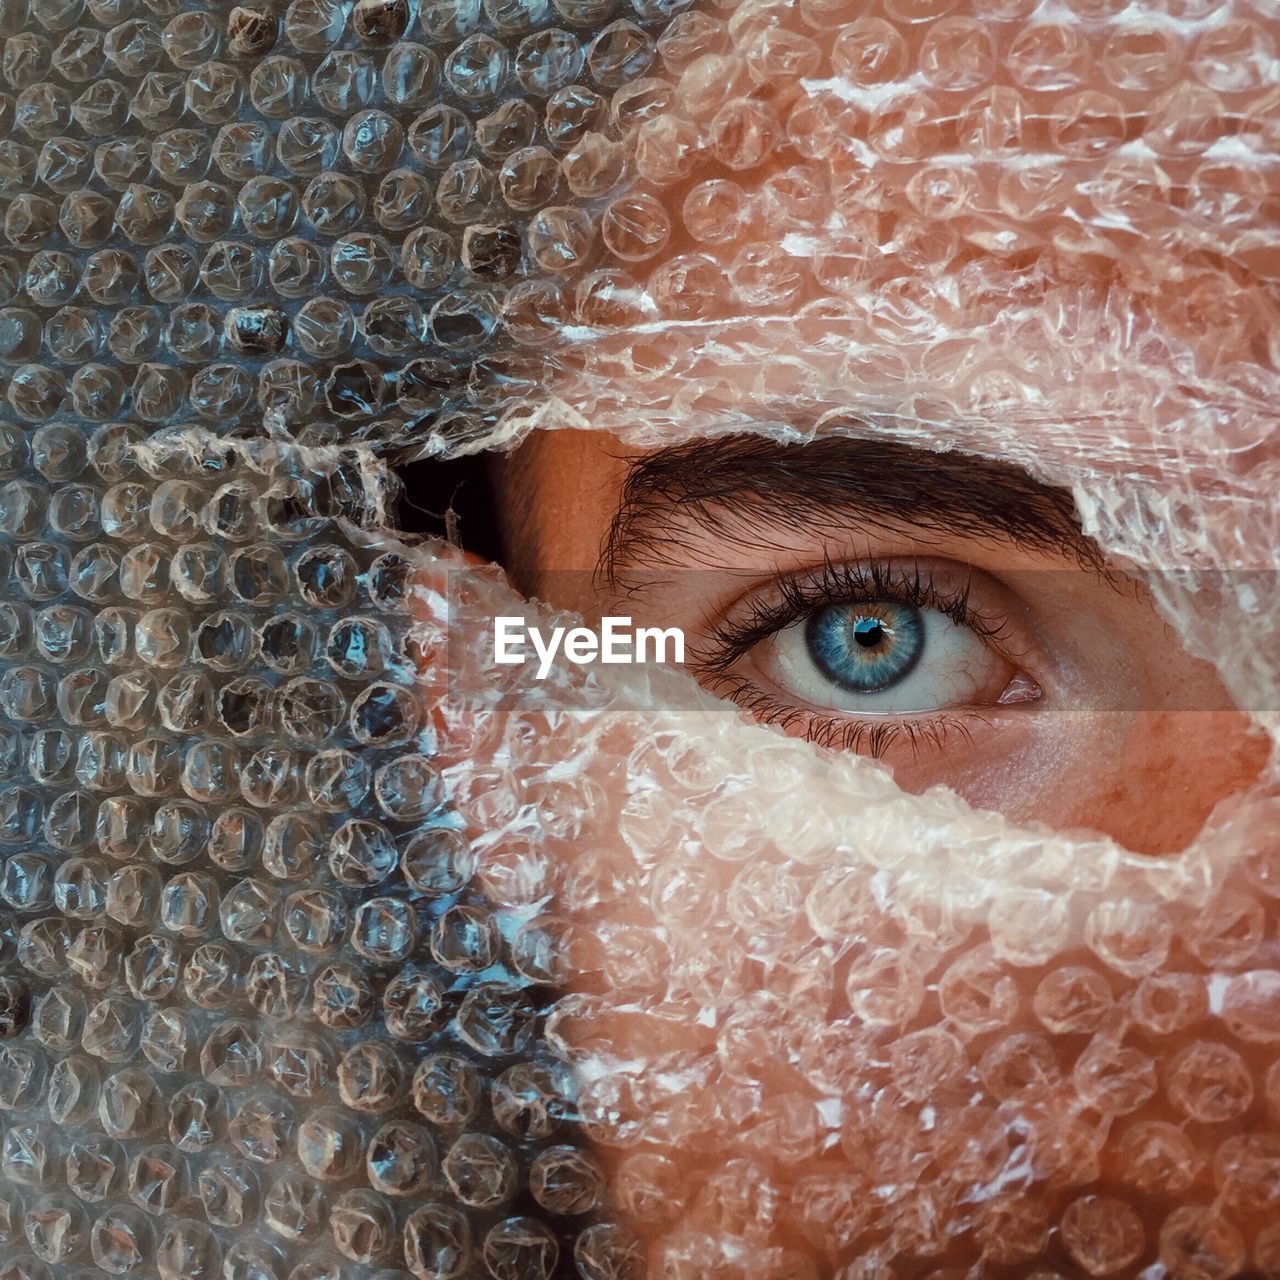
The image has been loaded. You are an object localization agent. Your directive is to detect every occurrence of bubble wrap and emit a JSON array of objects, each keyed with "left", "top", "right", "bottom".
[{"left": 0, "top": 0, "right": 1277, "bottom": 1276}]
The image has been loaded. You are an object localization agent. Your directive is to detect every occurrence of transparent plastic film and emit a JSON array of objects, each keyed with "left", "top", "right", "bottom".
[
  {"left": 0, "top": 0, "right": 1275, "bottom": 1278},
  {"left": 415, "top": 545, "right": 1280, "bottom": 1278}
]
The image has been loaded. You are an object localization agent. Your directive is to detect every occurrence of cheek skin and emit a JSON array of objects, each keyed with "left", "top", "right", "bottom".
[
  {"left": 931, "top": 592, "right": 1271, "bottom": 853},
  {"left": 1069, "top": 709, "right": 1269, "bottom": 855},
  {"left": 925, "top": 708, "right": 1269, "bottom": 855},
  {"left": 1055, "top": 641, "right": 1271, "bottom": 853}
]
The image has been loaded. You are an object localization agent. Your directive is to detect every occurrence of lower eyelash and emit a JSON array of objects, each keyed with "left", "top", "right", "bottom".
[{"left": 703, "top": 672, "right": 988, "bottom": 760}]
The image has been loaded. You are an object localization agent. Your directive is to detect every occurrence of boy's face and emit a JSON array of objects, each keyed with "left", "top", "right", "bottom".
[
  {"left": 425, "top": 0, "right": 1280, "bottom": 1273},
  {"left": 478, "top": 0, "right": 1280, "bottom": 856},
  {"left": 492, "top": 427, "right": 1266, "bottom": 856},
  {"left": 478, "top": 0, "right": 1278, "bottom": 858}
]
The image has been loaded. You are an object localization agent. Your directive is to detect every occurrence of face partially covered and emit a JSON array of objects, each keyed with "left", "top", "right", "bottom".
[
  {"left": 490, "top": 427, "right": 1266, "bottom": 855},
  {"left": 415, "top": 0, "right": 1280, "bottom": 1275},
  {"left": 423, "top": 534, "right": 1280, "bottom": 1280},
  {"left": 477, "top": 0, "right": 1279, "bottom": 854}
]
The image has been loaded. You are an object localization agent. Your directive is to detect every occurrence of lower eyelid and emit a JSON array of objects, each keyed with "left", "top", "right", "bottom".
[
  {"left": 698, "top": 671, "right": 988, "bottom": 760},
  {"left": 804, "top": 713, "right": 977, "bottom": 758}
]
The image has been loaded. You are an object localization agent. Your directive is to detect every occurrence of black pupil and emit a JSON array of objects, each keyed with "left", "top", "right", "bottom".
[{"left": 853, "top": 617, "right": 885, "bottom": 648}]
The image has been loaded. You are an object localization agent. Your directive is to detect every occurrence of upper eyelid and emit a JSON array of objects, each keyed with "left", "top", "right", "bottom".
[
  {"left": 599, "top": 500, "right": 1129, "bottom": 611},
  {"left": 688, "top": 555, "right": 1032, "bottom": 677}
]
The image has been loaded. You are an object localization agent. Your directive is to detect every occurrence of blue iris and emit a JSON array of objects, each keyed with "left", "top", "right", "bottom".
[{"left": 804, "top": 601, "right": 924, "bottom": 693}]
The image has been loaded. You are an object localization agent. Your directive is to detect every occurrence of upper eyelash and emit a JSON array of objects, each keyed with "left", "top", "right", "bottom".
[
  {"left": 683, "top": 555, "right": 1017, "bottom": 762},
  {"left": 689, "top": 553, "right": 1014, "bottom": 677}
]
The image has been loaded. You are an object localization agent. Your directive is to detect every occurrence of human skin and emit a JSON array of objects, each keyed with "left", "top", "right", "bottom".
[
  {"left": 487, "top": 428, "right": 1268, "bottom": 856},
  {"left": 469, "top": 0, "right": 1279, "bottom": 859},
  {"left": 428, "top": 443, "right": 1278, "bottom": 1277},
  {"left": 429, "top": 2, "right": 1280, "bottom": 1273}
]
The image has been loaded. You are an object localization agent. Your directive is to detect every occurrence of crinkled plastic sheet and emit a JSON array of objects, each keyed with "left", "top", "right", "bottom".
[{"left": 0, "top": 0, "right": 1277, "bottom": 1276}]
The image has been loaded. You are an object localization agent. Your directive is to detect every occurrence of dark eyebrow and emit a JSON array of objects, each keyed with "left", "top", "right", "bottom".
[{"left": 600, "top": 433, "right": 1108, "bottom": 588}]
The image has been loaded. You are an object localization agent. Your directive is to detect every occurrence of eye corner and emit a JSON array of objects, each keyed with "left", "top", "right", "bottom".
[{"left": 997, "top": 672, "right": 1043, "bottom": 706}]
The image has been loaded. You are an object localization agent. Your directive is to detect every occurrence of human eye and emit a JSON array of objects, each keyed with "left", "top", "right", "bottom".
[{"left": 690, "top": 557, "right": 1043, "bottom": 756}]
